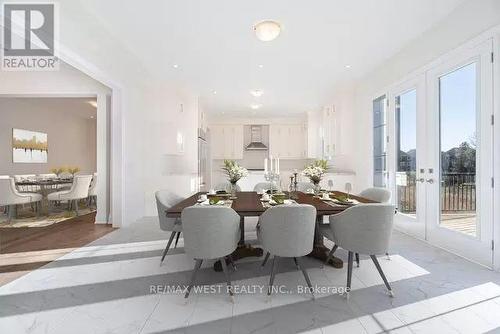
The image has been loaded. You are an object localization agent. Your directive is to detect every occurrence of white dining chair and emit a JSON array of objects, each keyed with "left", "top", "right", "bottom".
[
  {"left": 215, "top": 182, "right": 241, "bottom": 192},
  {"left": 0, "top": 177, "right": 42, "bottom": 221},
  {"left": 253, "top": 182, "right": 271, "bottom": 193},
  {"left": 320, "top": 204, "right": 395, "bottom": 298},
  {"left": 47, "top": 175, "right": 93, "bottom": 216},
  {"left": 359, "top": 187, "right": 391, "bottom": 203},
  {"left": 258, "top": 204, "right": 317, "bottom": 299},
  {"left": 181, "top": 206, "right": 240, "bottom": 300},
  {"left": 155, "top": 190, "right": 183, "bottom": 264},
  {"left": 296, "top": 182, "right": 314, "bottom": 192},
  {"left": 88, "top": 173, "right": 98, "bottom": 208}
]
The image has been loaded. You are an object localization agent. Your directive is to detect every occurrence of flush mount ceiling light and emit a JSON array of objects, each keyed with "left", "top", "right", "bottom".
[
  {"left": 172, "top": 64, "right": 179, "bottom": 69},
  {"left": 250, "top": 104, "right": 262, "bottom": 110},
  {"left": 250, "top": 89, "right": 264, "bottom": 97},
  {"left": 254, "top": 20, "right": 281, "bottom": 42}
]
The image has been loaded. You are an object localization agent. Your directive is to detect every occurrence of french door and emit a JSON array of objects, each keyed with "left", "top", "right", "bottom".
[{"left": 390, "top": 39, "right": 494, "bottom": 267}]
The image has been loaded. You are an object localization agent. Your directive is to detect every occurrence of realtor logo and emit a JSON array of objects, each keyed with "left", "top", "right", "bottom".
[{"left": 1, "top": 3, "right": 59, "bottom": 70}]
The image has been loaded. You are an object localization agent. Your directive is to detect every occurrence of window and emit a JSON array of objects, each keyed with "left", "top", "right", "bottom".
[{"left": 373, "top": 95, "right": 388, "bottom": 187}]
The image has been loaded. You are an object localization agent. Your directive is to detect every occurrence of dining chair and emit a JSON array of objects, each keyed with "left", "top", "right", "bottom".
[
  {"left": 0, "top": 177, "right": 42, "bottom": 221},
  {"left": 258, "top": 204, "right": 317, "bottom": 299},
  {"left": 296, "top": 181, "right": 314, "bottom": 192},
  {"left": 47, "top": 175, "right": 93, "bottom": 216},
  {"left": 359, "top": 187, "right": 391, "bottom": 203},
  {"left": 181, "top": 206, "right": 240, "bottom": 300},
  {"left": 155, "top": 190, "right": 183, "bottom": 265},
  {"left": 215, "top": 182, "right": 241, "bottom": 192},
  {"left": 253, "top": 182, "right": 271, "bottom": 193},
  {"left": 320, "top": 204, "right": 395, "bottom": 298},
  {"left": 88, "top": 173, "right": 98, "bottom": 208}
]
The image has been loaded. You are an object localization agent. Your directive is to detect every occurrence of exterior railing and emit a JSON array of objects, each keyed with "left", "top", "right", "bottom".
[{"left": 397, "top": 172, "right": 476, "bottom": 213}]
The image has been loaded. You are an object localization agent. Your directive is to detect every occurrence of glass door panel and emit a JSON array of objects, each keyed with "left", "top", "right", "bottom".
[
  {"left": 396, "top": 89, "right": 417, "bottom": 217},
  {"left": 438, "top": 63, "right": 477, "bottom": 236}
]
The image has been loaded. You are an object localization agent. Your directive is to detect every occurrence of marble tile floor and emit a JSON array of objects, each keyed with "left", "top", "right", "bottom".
[{"left": 1, "top": 217, "right": 500, "bottom": 334}]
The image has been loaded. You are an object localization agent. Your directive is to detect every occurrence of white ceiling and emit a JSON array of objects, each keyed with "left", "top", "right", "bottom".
[{"left": 79, "top": 0, "right": 466, "bottom": 116}]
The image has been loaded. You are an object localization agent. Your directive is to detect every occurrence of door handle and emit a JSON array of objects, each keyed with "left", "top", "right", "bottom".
[
  {"left": 416, "top": 178, "right": 425, "bottom": 183},
  {"left": 426, "top": 178, "right": 434, "bottom": 184}
]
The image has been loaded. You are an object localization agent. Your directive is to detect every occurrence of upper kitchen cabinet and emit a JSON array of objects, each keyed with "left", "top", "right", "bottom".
[
  {"left": 322, "top": 106, "right": 338, "bottom": 158},
  {"left": 269, "top": 124, "right": 306, "bottom": 159},
  {"left": 306, "top": 106, "right": 338, "bottom": 159},
  {"left": 210, "top": 124, "right": 244, "bottom": 159}
]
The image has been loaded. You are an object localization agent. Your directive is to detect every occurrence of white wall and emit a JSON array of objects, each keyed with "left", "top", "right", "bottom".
[
  {"left": 0, "top": 98, "right": 97, "bottom": 175},
  {"left": 332, "top": 0, "right": 500, "bottom": 191}
]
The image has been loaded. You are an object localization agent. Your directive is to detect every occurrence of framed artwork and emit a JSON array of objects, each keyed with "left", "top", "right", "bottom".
[{"left": 12, "top": 128, "right": 48, "bottom": 163}]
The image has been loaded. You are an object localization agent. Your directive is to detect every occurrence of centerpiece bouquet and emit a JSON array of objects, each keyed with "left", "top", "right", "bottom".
[
  {"left": 302, "top": 159, "right": 329, "bottom": 194},
  {"left": 222, "top": 159, "right": 248, "bottom": 199}
]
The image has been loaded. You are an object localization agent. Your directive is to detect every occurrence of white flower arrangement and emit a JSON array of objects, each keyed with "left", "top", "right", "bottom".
[
  {"left": 302, "top": 160, "right": 329, "bottom": 184},
  {"left": 222, "top": 160, "right": 248, "bottom": 184}
]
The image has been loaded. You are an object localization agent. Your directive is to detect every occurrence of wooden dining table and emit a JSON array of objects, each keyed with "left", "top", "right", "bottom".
[{"left": 166, "top": 191, "right": 376, "bottom": 271}]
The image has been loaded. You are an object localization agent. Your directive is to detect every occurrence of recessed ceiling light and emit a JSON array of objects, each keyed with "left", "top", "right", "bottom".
[
  {"left": 172, "top": 64, "right": 179, "bottom": 69},
  {"left": 345, "top": 65, "right": 351, "bottom": 69},
  {"left": 87, "top": 100, "right": 97, "bottom": 108},
  {"left": 213, "top": 91, "right": 217, "bottom": 95},
  {"left": 250, "top": 89, "right": 264, "bottom": 97},
  {"left": 90, "top": 116, "right": 95, "bottom": 119},
  {"left": 250, "top": 104, "right": 262, "bottom": 110},
  {"left": 254, "top": 20, "right": 281, "bottom": 42},
  {"left": 258, "top": 64, "right": 264, "bottom": 68}
]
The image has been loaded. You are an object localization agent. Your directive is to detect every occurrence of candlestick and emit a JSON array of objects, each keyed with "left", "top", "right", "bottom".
[
  {"left": 264, "top": 158, "right": 268, "bottom": 173},
  {"left": 269, "top": 155, "right": 273, "bottom": 173}
]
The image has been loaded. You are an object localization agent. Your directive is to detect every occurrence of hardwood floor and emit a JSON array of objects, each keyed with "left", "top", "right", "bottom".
[{"left": 0, "top": 212, "right": 115, "bottom": 286}]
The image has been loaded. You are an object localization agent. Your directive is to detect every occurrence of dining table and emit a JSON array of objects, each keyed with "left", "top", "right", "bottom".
[{"left": 166, "top": 191, "right": 377, "bottom": 271}]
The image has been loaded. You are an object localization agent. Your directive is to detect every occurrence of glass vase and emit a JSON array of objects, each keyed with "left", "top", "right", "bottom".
[
  {"left": 230, "top": 182, "right": 238, "bottom": 199},
  {"left": 313, "top": 182, "right": 321, "bottom": 196}
]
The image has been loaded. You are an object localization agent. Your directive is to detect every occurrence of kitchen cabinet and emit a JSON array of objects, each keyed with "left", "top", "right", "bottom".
[
  {"left": 306, "top": 106, "right": 338, "bottom": 159},
  {"left": 210, "top": 124, "right": 244, "bottom": 159},
  {"left": 269, "top": 124, "right": 306, "bottom": 159}
]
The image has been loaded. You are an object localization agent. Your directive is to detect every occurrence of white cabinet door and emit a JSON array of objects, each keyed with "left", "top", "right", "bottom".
[
  {"left": 269, "top": 124, "right": 306, "bottom": 159},
  {"left": 210, "top": 125, "right": 244, "bottom": 160},
  {"left": 269, "top": 125, "right": 282, "bottom": 157}
]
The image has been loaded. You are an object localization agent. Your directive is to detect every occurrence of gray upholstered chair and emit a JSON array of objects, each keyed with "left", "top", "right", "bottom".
[
  {"left": 181, "top": 206, "right": 240, "bottom": 299},
  {"left": 296, "top": 181, "right": 314, "bottom": 192},
  {"left": 258, "top": 204, "right": 317, "bottom": 298},
  {"left": 47, "top": 175, "right": 93, "bottom": 216},
  {"left": 0, "top": 177, "right": 42, "bottom": 221},
  {"left": 253, "top": 182, "right": 270, "bottom": 193},
  {"left": 155, "top": 190, "right": 183, "bottom": 265},
  {"left": 359, "top": 187, "right": 391, "bottom": 203},
  {"left": 215, "top": 182, "right": 241, "bottom": 192},
  {"left": 320, "top": 204, "right": 395, "bottom": 298}
]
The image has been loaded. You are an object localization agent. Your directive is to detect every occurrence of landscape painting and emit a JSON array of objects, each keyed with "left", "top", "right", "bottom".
[{"left": 12, "top": 128, "right": 48, "bottom": 163}]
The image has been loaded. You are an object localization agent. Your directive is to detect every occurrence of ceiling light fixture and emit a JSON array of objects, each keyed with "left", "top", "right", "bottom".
[
  {"left": 213, "top": 90, "right": 217, "bottom": 95},
  {"left": 87, "top": 100, "right": 97, "bottom": 108},
  {"left": 345, "top": 65, "right": 351, "bottom": 69},
  {"left": 250, "top": 89, "right": 264, "bottom": 97},
  {"left": 254, "top": 20, "right": 281, "bottom": 42},
  {"left": 172, "top": 64, "right": 179, "bottom": 69},
  {"left": 250, "top": 104, "right": 262, "bottom": 110},
  {"left": 258, "top": 64, "right": 264, "bottom": 68}
]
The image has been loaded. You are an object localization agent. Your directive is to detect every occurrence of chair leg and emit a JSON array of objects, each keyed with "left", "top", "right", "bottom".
[
  {"left": 220, "top": 257, "right": 234, "bottom": 297},
  {"left": 346, "top": 251, "right": 354, "bottom": 299},
  {"left": 296, "top": 257, "right": 314, "bottom": 299},
  {"left": 370, "top": 255, "right": 393, "bottom": 297},
  {"left": 325, "top": 244, "right": 338, "bottom": 265},
  {"left": 185, "top": 259, "right": 203, "bottom": 299},
  {"left": 227, "top": 255, "right": 237, "bottom": 271},
  {"left": 160, "top": 231, "right": 177, "bottom": 264},
  {"left": 267, "top": 256, "right": 278, "bottom": 295},
  {"left": 174, "top": 232, "right": 181, "bottom": 248},
  {"left": 261, "top": 251, "right": 270, "bottom": 268},
  {"left": 355, "top": 253, "right": 360, "bottom": 268},
  {"left": 74, "top": 200, "right": 79, "bottom": 216}
]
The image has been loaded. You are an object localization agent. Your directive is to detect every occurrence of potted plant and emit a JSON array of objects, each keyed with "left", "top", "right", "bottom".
[
  {"left": 50, "top": 167, "right": 66, "bottom": 178},
  {"left": 68, "top": 167, "right": 80, "bottom": 178},
  {"left": 302, "top": 159, "right": 329, "bottom": 195},
  {"left": 222, "top": 159, "right": 248, "bottom": 199}
]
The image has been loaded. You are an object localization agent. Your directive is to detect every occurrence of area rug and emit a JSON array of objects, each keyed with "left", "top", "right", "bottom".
[{"left": 0, "top": 203, "right": 96, "bottom": 228}]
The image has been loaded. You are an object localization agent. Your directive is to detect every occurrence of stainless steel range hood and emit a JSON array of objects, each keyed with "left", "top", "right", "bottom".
[{"left": 245, "top": 125, "right": 268, "bottom": 151}]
